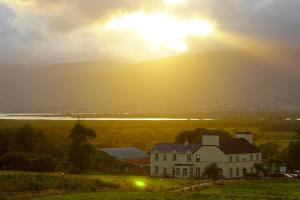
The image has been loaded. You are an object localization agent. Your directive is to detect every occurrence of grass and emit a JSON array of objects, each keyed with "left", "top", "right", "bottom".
[
  {"left": 86, "top": 174, "right": 206, "bottom": 191},
  {"left": 0, "top": 171, "right": 118, "bottom": 197},
  {"left": 0, "top": 171, "right": 205, "bottom": 200},
  {"left": 33, "top": 180, "right": 300, "bottom": 200}
]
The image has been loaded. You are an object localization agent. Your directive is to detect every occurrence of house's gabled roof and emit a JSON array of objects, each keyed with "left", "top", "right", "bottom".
[
  {"left": 152, "top": 138, "right": 260, "bottom": 155},
  {"left": 98, "top": 147, "right": 148, "bottom": 160},
  {"left": 152, "top": 143, "right": 201, "bottom": 153},
  {"left": 219, "top": 138, "right": 260, "bottom": 154}
]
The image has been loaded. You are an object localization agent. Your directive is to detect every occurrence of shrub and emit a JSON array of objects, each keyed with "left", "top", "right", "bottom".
[
  {"left": 0, "top": 152, "right": 30, "bottom": 170},
  {"left": 29, "top": 155, "right": 56, "bottom": 172},
  {"left": 202, "top": 163, "right": 223, "bottom": 180}
]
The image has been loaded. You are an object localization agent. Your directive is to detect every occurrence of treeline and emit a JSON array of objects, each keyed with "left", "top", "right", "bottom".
[
  {"left": 0, "top": 124, "right": 61, "bottom": 172},
  {"left": 0, "top": 123, "right": 97, "bottom": 173}
]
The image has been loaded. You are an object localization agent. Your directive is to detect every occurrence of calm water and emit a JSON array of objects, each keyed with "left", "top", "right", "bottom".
[{"left": 0, "top": 114, "right": 214, "bottom": 121}]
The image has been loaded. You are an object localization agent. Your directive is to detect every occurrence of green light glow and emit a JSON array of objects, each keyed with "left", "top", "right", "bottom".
[{"left": 135, "top": 180, "right": 146, "bottom": 188}]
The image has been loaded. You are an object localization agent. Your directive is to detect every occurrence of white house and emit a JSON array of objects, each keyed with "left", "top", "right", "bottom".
[{"left": 150, "top": 133, "right": 262, "bottom": 179}]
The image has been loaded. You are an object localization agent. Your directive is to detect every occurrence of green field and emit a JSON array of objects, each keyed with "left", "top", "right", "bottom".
[
  {"left": 33, "top": 180, "right": 300, "bottom": 200},
  {"left": 0, "top": 171, "right": 205, "bottom": 199},
  {"left": 1, "top": 171, "right": 300, "bottom": 200},
  {"left": 0, "top": 119, "right": 298, "bottom": 150}
]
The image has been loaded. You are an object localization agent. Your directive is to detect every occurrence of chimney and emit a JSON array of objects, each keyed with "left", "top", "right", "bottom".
[
  {"left": 236, "top": 132, "right": 253, "bottom": 144},
  {"left": 202, "top": 134, "right": 220, "bottom": 146}
]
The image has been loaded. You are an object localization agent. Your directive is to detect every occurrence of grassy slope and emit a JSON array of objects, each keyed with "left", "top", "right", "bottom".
[{"left": 33, "top": 180, "right": 300, "bottom": 200}]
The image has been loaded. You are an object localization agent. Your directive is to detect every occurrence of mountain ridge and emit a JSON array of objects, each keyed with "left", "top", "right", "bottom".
[{"left": 0, "top": 50, "right": 299, "bottom": 113}]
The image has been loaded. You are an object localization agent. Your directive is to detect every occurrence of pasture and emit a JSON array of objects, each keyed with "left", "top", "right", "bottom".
[
  {"left": 0, "top": 119, "right": 298, "bottom": 150},
  {"left": 33, "top": 179, "right": 300, "bottom": 200}
]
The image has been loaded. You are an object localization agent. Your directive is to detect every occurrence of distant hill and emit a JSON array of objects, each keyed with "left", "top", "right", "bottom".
[{"left": 1, "top": 49, "right": 300, "bottom": 113}]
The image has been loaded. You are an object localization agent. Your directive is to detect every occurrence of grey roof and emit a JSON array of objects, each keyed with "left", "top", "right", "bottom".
[
  {"left": 152, "top": 144, "right": 201, "bottom": 153},
  {"left": 152, "top": 138, "right": 260, "bottom": 155},
  {"left": 98, "top": 147, "right": 148, "bottom": 160},
  {"left": 219, "top": 138, "right": 260, "bottom": 154}
]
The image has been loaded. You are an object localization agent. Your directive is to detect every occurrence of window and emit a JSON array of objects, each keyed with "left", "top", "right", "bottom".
[
  {"left": 163, "top": 167, "right": 167, "bottom": 175},
  {"left": 236, "top": 156, "right": 239, "bottom": 162},
  {"left": 176, "top": 168, "right": 180, "bottom": 175},
  {"left": 256, "top": 154, "right": 260, "bottom": 161},
  {"left": 163, "top": 154, "right": 167, "bottom": 161},
  {"left": 243, "top": 167, "right": 247, "bottom": 176},
  {"left": 190, "top": 168, "right": 194, "bottom": 176},
  {"left": 155, "top": 166, "right": 159, "bottom": 174},
  {"left": 183, "top": 168, "right": 188, "bottom": 176},
  {"left": 250, "top": 167, "right": 254, "bottom": 174},
  {"left": 250, "top": 155, "right": 254, "bottom": 161},
  {"left": 187, "top": 154, "right": 192, "bottom": 162},
  {"left": 229, "top": 156, "right": 233, "bottom": 162},
  {"left": 229, "top": 168, "right": 233, "bottom": 177},
  {"left": 173, "top": 154, "right": 177, "bottom": 161},
  {"left": 155, "top": 153, "right": 159, "bottom": 161},
  {"left": 196, "top": 168, "right": 201, "bottom": 177},
  {"left": 236, "top": 168, "right": 240, "bottom": 177},
  {"left": 196, "top": 155, "right": 201, "bottom": 162},
  {"left": 243, "top": 156, "right": 247, "bottom": 162}
]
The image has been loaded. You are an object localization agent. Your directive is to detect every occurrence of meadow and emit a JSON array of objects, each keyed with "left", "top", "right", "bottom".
[
  {"left": 0, "top": 119, "right": 298, "bottom": 150},
  {"left": 32, "top": 179, "right": 300, "bottom": 200}
]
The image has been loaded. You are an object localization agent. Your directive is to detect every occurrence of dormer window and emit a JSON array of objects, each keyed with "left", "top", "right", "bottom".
[
  {"left": 155, "top": 153, "right": 159, "bottom": 161},
  {"left": 229, "top": 156, "right": 233, "bottom": 162},
  {"left": 163, "top": 154, "right": 167, "bottom": 161},
  {"left": 173, "top": 154, "right": 177, "bottom": 161},
  {"left": 243, "top": 156, "right": 247, "bottom": 162},
  {"left": 187, "top": 154, "right": 192, "bottom": 162},
  {"left": 196, "top": 155, "right": 201, "bottom": 162},
  {"left": 236, "top": 156, "right": 239, "bottom": 162}
]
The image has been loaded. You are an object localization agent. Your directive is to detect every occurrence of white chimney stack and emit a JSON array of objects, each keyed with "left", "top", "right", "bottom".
[
  {"left": 202, "top": 134, "right": 220, "bottom": 146},
  {"left": 236, "top": 132, "right": 253, "bottom": 144}
]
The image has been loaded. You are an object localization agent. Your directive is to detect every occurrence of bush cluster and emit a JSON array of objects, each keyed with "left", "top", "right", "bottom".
[{"left": 0, "top": 152, "right": 56, "bottom": 172}]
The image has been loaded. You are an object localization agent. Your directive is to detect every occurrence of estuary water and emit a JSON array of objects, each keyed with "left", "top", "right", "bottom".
[{"left": 0, "top": 113, "right": 212, "bottom": 121}]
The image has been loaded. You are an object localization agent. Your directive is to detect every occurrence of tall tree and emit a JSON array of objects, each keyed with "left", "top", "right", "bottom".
[
  {"left": 10, "top": 124, "right": 44, "bottom": 154},
  {"left": 288, "top": 130, "right": 300, "bottom": 170},
  {"left": 68, "top": 122, "right": 97, "bottom": 171}
]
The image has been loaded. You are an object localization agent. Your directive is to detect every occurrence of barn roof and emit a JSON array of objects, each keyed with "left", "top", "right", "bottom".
[{"left": 98, "top": 147, "right": 148, "bottom": 160}]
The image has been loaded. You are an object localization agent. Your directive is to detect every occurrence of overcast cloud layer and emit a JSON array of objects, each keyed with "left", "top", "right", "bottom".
[{"left": 1, "top": 0, "right": 300, "bottom": 66}]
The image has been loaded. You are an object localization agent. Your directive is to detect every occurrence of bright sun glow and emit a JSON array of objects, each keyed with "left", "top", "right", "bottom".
[
  {"left": 106, "top": 12, "right": 215, "bottom": 52},
  {"left": 163, "top": 0, "right": 186, "bottom": 6}
]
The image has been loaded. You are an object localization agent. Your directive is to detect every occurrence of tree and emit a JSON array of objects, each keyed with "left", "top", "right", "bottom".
[
  {"left": 202, "top": 163, "right": 223, "bottom": 180},
  {"left": 254, "top": 162, "right": 265, "bottom": 177},
  {"left": 68, "top": 123, "right": 97, "bottom": 171},
  {"left": 0, "top": 130, "right": 10, "bottom": 156},
  {"left": 10, "top": 124, "right": 44, "bottom": 154},
  {"left": 288, "top": 130, "right": 300, "bottom": 170},
  {"left": 30, "top": 155, "right": 56, "bottom": 172},
  {"left": 0, "top": 152, "right": 30, "bottom": 170},
  {"left": 259, "top": 142, "right": 285, "bottom": 174},
  {"left": 174, "top": 128, "right": 231, "bottom": 144}
]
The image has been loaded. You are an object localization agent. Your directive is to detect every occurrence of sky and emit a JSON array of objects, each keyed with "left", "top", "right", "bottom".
[{"left": 1, "top": 0, "right": 300, "bottom": 66}]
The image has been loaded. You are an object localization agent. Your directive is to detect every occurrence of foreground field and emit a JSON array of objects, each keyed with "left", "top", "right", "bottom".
[
  {"left": 0, "top": 171, "right": 205, "bottom": 199},
  {"left": 34, "top": 180, "right": 300, "bottom": 200}
]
